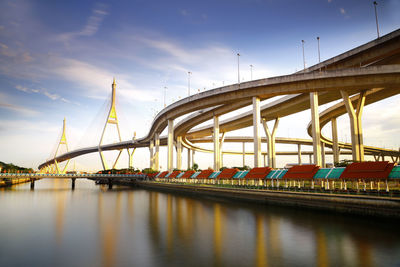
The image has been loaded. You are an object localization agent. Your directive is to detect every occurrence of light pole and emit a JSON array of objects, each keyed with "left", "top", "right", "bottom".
[
  {"left": 237, "top": 53, "right": 240, "bottom": 84},
  {"left": 250, "top": 64, "right": 253, "bottom": 81},
  {"left": 301, "top": 40, "right": 306, "bottom": 70},
  {"left": 164, "top": 86, "right": 167, "bottom": 107},
  {"left": 317, "top": 37, "right": 321, "bottom": 63},
  {"left": 187, "top": 71, "right": 192, "bottom": 97},
  {"left": 373, "top": 1, "right": 380, "bottom": 38}
]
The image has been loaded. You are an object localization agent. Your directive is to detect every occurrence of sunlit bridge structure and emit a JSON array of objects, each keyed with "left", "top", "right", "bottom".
[{"left": 39, "top": 29, "right": 400, "bottom": 173}]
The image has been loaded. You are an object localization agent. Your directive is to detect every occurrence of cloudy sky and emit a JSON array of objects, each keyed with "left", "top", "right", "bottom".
[{"left": 0, "top": 0, "right": 399, "bottom": 171}]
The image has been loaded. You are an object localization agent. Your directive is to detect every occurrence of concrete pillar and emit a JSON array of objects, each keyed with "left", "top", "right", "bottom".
[
  {"left": 262, "top": 117, "right": 280, "bottom": 168},
  {"left": 192, "top": 150, "right": 195, "bottom": 166},
  {"left": 298, "top": 144, "right": 302, "bottom": 164},
  {"left": 340, "top": 90, "right": 366, "bottom": 162},
  {"left": 310, "top": 92, "right": 322, "bottom": 166},
  {"left": 213, "top": 116, "right": 220, "bottom": 170},
  {"left": 176, "top": 136, "right": 182, "bottom": 170},
  {"left": 220, "top": 133, "right": 226, "bottom": 168},
  {"left": 167, "top": 119, "right": 174, "bottom": 172},
  {"left": 309, "top": 154, "right": 312, "bottom": 164},
  {"left": 253, "top": 97, "right": 262, "bottom": 167},
  {"left": 187, "top": 148, "right": 191, "bottom": 169},
  {"left": 242, "top": 142, "right": 246, "bottom": 167},
  {"left": 331, "top": 118, "right": 339, "bottom": 164},
  {"left": 154, "top": 133, "right": 160, "bottom": 171},
  {"left": 321, "top": 142, "right": 326, "bottom": 168},
  {"left": 149, "top": 140, "right": 154, "bottom": 169},
  {"left": 127, "top": 148, "right": 136, "bottom": 169}
]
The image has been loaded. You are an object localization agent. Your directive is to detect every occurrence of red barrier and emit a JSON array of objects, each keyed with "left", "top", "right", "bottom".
[
  {"left": 340, "top": 161, "right": 395, "bottom": 180},
  {"left": 158, "top": 171, "right": 169, "bottom": 178},
  {"left": 147, "top": 172, "right": 159, "bottom": 178},
  {"left": 282, "top": 165, "right": 320, "bottom": 180},
  {"left": 217, "top": 168, "right": 239, "bottom": 179},
  {"left": 245, "top": 167, "right": 272, "bottom": 179},
  {"left": 181, "top": 170, "right": 195, "bottom": 179},
  {"left": 168, "top": 171, "right": 182, "bottom": 178},
  {"left": 197, "top": 169, "right": 215, "bottom": 179}
]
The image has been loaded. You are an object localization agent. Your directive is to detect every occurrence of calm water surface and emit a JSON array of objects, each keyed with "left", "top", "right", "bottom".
[{"left": 0, "top": 179, "right": 399, "bottom": 267}]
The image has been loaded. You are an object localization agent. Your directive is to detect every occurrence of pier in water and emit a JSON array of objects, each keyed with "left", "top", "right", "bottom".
[{"left": 0, "top": 179, "right": 399, "bottom": 266}]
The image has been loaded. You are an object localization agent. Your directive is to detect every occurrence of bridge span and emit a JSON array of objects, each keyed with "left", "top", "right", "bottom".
[{"left": 38, "top": 28, "right": 400, "bottom": 172}]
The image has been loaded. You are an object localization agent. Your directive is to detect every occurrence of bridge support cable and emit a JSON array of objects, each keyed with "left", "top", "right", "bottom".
[
  {"left": 154, "top": 133, "right": 160, "bottom": 171},
  {"left": 213, "top": 115, "right": 221, "bottom": 170},
  {"left": 176, "top": 136, "right": 182, "bottom": 170},
  {"left": 340, "top": 90, "right": 366, "bottom": 162},
  {"left": 310, "top": 92, "right": 322, "bottom": 166},
  {"left": 98, "top": 78, "right": 123, "bottom": 170},
  {"left": 167, "top": 119, "right": 174, "bottom": 172},
  {"left": 331, "top": 118, "right": 340, "bottom": 164},
  {"left": 262, "top": 117, "right": 280, "bottom": 168},
  {"left": 252, "top": 97, "right": 262, "bottom": 167}
]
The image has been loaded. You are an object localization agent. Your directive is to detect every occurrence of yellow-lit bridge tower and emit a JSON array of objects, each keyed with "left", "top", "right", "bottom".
[
  {"left": 53, "top": 118, "right": 70, "bottom": 174},
  {"left": 98, "top": 78, "right": 123, "bottom": 170}
]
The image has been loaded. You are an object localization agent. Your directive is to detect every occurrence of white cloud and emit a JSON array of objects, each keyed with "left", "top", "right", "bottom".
[
  {"left": 15, "top": 85, "right": 30, "bottom": 92},
  {"left": 80, "top": 3, "right": 108, "bottom": 36},
  {"left": 340, "top": 8, "right": 346, "bottom": 14},
  {"left": 0, "top": 101, "right": 39, "bottom": 116}
]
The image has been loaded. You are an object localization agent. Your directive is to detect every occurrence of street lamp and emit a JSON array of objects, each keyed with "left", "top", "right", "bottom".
[
  {"left": 301, "top": 40, "right": 306, "bottom": 70},
  {"left": 250, "top": 64, "right": 253, "bottom": 81},
  {"left": 237, "top": 53, "right": 240, "bottom": 84},
  {"left": 164, "top": 86, "right": 167, "bottom": 107},
  {"left": 187, "top": 71, "right": 192, "bottom": 97},
  {"left": 373, "top": 1, "right": 380, "bottom": 38},
  {"left": 317, "top": 37, "right": 321, "bottom": 63}
]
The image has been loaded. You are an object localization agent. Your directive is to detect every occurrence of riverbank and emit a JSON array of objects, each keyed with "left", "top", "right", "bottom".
[
  {"left": 120, "top": 180, "right": 400, "bottom": 218},
  {"left": 0, "top": 178, "right": 33, "bottom": 187}
]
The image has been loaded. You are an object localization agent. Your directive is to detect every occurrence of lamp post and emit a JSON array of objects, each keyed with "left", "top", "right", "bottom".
[
  {"left": 237, "top": 53, "right": 240, "bottom": 84},
  {"left": 250, "top": 64, "right": 253, "bottom": 81},
  {"left": 187, "top": 71, "right": 192, "bottom": 97},
  {"left": 164, "top": 86, "right": 167, "bottom": 107},
  {"left": 317, "top": 37, "right": 321, "bottom": 63},
  {"left": 373, "top": 1, "right": 380, "bottom": 38},
  {"left": 301, "top": 40, "right": 306, "bottom": 70}
]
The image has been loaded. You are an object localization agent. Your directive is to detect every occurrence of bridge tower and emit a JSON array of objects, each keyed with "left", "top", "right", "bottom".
[
  {"left": 98, "top": 78, "right": 123, "bottom": 170},
  {"left": 54, "top": 118, "right": 70, "bottom": 174}
]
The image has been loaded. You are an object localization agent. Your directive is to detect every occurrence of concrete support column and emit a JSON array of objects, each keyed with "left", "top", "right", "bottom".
[
  {"left": 242, "top": 142, "right": 246, "bottom": 167},
  {"left": 213, "top": 115, "right": 220, "bottom": 170},
  {"left": 262, "top": 117, "right": 280, "bottom": 168},
  {"left": 176, "top": 136, "right": 182, "bottom": 170},
  {"left": 127, "top": 148, "right": 136, "bottom": 169},
  {"left": 321, "top": 142, "right": 326, "bottom": 168},
  {"left": 253, "top": 97, "right": 262, "bottom": 167},
  {"left": 297, "top": 144, "right": 302, "bottom": 164},
  {"left": 149, "top": 140, "right": 154, "bottom": 169},
  {"left": 187, "top": 148, "right": 191, "bottom": 169},
  {"left": 220, "top": 132, "right": 226, "bottom": 169},
  {"left": 192, "top": 150, "right": 195, "bottom": 166},
  {"left": 331, "top": 118, "right": 340, "bottom": 164},
  {"left": 340, "top": 90, "right": 366, "bottom": 162},
  {"left": 154, "top": 133, "right": 160, "bottom": 171},
  {"left": 309, "top": 154, "right": 312, "bottom": 164},
  {"left": 167, "top": 119, "right": 174, "bottom": 172},
  {"left": 310, "top": 92, "right": 322, "bottom": 166}
]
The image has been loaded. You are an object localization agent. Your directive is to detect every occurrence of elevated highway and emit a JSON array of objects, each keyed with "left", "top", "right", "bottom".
[{"left": 38, "top": 28, "right": 400, "bottom": 172}]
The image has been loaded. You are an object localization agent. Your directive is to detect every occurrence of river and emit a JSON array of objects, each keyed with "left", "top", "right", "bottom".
[{"left": 0, "top": 179, "right": 399, "bottom": 267}]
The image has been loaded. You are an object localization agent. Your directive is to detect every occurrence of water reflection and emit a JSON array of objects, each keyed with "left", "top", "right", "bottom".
[{"left": 1, "top": 180, "right": 400, "bottom": 267}]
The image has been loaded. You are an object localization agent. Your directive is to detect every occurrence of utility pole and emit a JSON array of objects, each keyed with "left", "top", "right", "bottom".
[
  {"left": 187, "top": 71, "right": 192, "bottom": 97},
  {"left": 373, "top": 1, "right": 380, "bottom": 38},
  {"left": 302, "top": 40, "right": 306, "bottom": 70},
  {"left": 237, "top": 53, "right": 240, "bottom": 84},
  {"left": 164, "top": 86, "right": 167, "bottom": 108},
  {"left": 250, "top": 64, "right": 253, "bottom": 81}
]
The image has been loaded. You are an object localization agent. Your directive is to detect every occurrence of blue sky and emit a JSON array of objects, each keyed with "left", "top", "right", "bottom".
[{"left": 0, "top": 0, "right": 399, "bottom": 171}]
